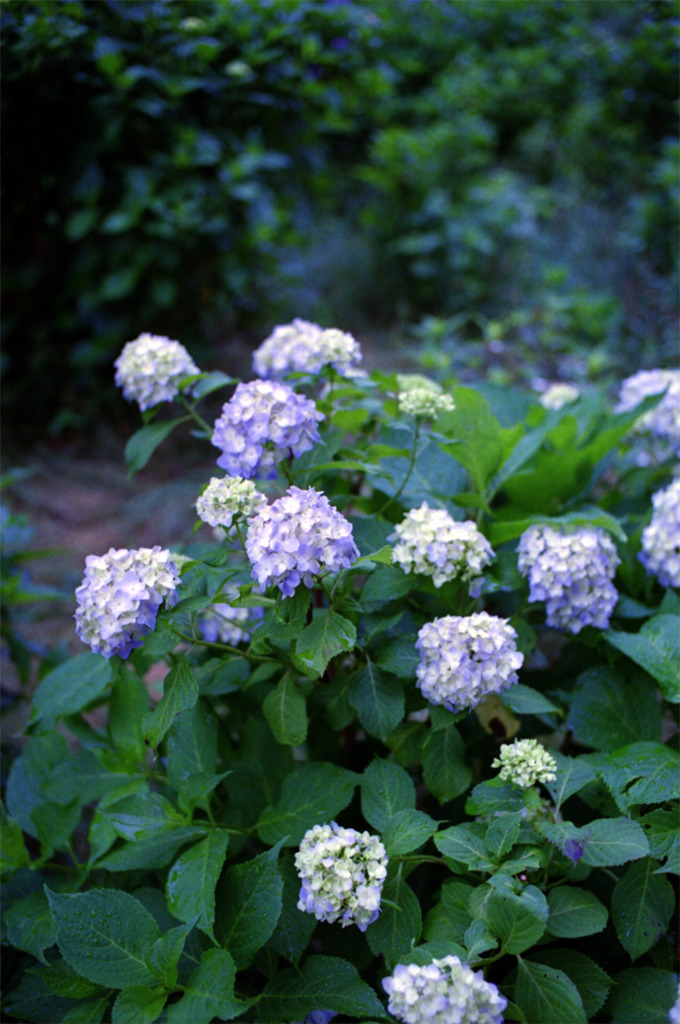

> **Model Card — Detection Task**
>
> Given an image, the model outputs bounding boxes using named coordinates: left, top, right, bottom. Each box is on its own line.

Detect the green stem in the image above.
left=376, top=421, right=420, bottom=516
left=168, top=625, right=275, bottom=663
left=178, top=395, right=213, bottom=435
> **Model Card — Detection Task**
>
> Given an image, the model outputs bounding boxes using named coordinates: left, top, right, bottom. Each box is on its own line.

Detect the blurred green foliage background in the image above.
left=2, top=0, right=678, bottom=439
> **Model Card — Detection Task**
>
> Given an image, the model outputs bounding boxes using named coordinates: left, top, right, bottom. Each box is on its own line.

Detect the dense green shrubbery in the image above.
left=1, top=328, right=678, bottom=1023
left=2, top=0, right=677, bottom=436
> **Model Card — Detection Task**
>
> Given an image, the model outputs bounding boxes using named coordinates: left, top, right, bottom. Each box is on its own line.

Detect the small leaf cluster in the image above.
left=2, top=347, right=678, bottom=1024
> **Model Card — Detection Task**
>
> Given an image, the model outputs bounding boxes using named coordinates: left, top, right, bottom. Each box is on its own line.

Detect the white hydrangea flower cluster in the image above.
left=668, top=983, right=680, bottom=1024
left=491, top=738, right=557, bottom=788
left=416, top=612, right=523, bottom=713
left=195, top=476, right=267, bottom=529
left=390, top=503, right=494, bottom=590
left=197, top=599, right=264, bottom=645
left=539, top=382, right=580, bottom=410
left=75, top=547, right=181, bottom=659
left=517, top=525, right=620, bottom=633
left=246, top=486, right=359, bottom=597
left=615, top=368, right=680, bottom=465
left=639, top=478, right=680, bottom=588
left=295, top=822, right=388, bottom=932
left=382, top=956, right=507, bottom=1024
left=114, top=333, right=200, bottom=411
left=252, top=318, right=362, bottom=378
left=396, top=374, right=455, bottom=418
left=211, top=380, right=324, bottom=479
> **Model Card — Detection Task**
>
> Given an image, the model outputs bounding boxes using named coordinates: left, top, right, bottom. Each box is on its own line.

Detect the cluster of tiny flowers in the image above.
left=390, top=503, right=494, bottom=590
left=415, top=613, right=523, bottom=713
left=517, top=525, right=620, bottom=634
left=252, top=318, right=362, bottom=378
left=114, top=333, right=199, bottom=411
left=245, top=486, right=359, bottom=596
left=211, top=380, right=324, bottom=479
left=491, top=738, right=557, bottom=789
left=396, top=374, right=455, bottom=418
left=295, top=822, right=388, bottom=932
left=615, top=368, right=680, bottom=465
left=197, top=599, right=263, bottom=645
left=195, top=476, right=267, bottom=529
left=639, top=478, right=680, bottom=588
left=538, top=382, right=580, bottom=410
left=75, top=547, right=181, bottom=659
left=668, top=983, right=680, bottom=1024
left=382, top=956, right=507, bottom=1024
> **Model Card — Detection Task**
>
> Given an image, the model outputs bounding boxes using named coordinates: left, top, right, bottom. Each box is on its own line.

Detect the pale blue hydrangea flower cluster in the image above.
left=416, top=612, right=523, bottom=713
left=211, top=380, right=324, bottom=479
left=517, top=525, right=620, bottom=633
left=197, top=598, right=264, bottom=645
left=252, top=318, right=362, bottom=378
left=615, top=368, right=680, bottom=465
left=245, top=486, right=359, bottom=597
left=382, top=956, right=507, bottom=1024
left=668, top=983, right=680, bottom=1024
left=295, top=821, right=388, bottom=932
left=639, top=478, right=680, bottom=588
left=114, top=333, right=200, bottom=411
left=491, top=739, right=557, bottom=789
left=75, top=547, right=181, bottom=659
left=396, top=374, right=456, bottom=419
left=195, top=476, right=267, bottom=529
left=539, top=382, right=580, bottom=410
left=390, top=503, right=494, bottom=591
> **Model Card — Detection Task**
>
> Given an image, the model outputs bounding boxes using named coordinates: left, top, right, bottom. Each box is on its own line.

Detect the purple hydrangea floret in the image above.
left=245, top=486, right=359, bottom=597
left=75, top=547, right=181, bottom=659
left=639, top=477, right=680, bottom=588
left=211, top=380, right=324, bottom=479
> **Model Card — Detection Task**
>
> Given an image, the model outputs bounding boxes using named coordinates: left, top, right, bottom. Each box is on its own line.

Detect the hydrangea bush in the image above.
left=2, top=325, right=679, bottom=1024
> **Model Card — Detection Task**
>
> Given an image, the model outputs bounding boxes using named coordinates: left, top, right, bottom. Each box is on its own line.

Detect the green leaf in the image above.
left=45, top=749, right=136, bottom=806
left=98, top=826, right=206, bottom=872
left=360, top=565, right=413, bottom=607
left=434, top=825, right=495, bottom=871
left=611, top=858, right=675, bottom=960
left=102, top=791, right=185, bottom=840
left=640, top=809, right=680, bottom=861
left=268, top=855, right=317, bottom=964
left=263, top=675, right=308, bottom=746
left=463, top=918, right=498, bottom=958
left=567, top=667, right=662, bottom=751
left=490, top=506, right=627, bottom=546
left=381, top=809, right=438, bottom=856
left=125, top=420, right=184, bottom=475
left=191, top=370, right=235, bottom=399
left=257, top=762, right=357, bottom=847
left=607, top=967, right=678, bottom=1023
left=5, top=733, right=76, bottom=844
left=598, top=742, right=680, bottom=811
left=167, top=831, right=229, bottom=941
left=216, top=841, right=284, bottom=968
left=538, top=817, right=649, bottom=867
left=112, top=986, right=166, bottom=1024
left=545, top=886, right=608, bottom=938
left=422, top=725, right=472, bottom=803
left=29, top=653, right=113, bottom=729
left=5, top=891, right=57, bottom=964
left=361, top=757, right=415, bottom=831
left=62, top=996, right=110, bottom=1023
left=366, top=868, right=422, bottom=969
left=485, top=811, right=522, bottom=859
left=2, top=971, right=84, bottom=1023
left=373, top=635, right=420, bottom=678
left=108, top=671, right=148, bottom=758
left=604, top=615, right=680, bottom=701
left=148, top=920, right=196, bottom=988
left=257, top=955, right=389, bottom=1022
left=530, top=950, right=612, bottom=1019
left=465, top=778, right=524, bottom=817
left=348, top=662, right=404, bottom=741
left=143, top=658, right=199, bottom=747
left=0, top=805, right=30, bottom=876
left=485, top=885, right=548, bottom=954
left=438, top=387, right=523, bottom=495
left=515, top=957, right=587, bottom=1024
left=543, top=752, right=596, bottom=810
left=166, top=701, right=217, bottom=790
left=292, top=610, right=357, bottom=679
left=46, top=888, right=161, bottom=988
left=225, top=719, right=294, bottom=819
left=424, top=881, right=474, bottom=945
left=501, top=683, right=561, bottom=716
left=166, top=949, right=245, bottom=1024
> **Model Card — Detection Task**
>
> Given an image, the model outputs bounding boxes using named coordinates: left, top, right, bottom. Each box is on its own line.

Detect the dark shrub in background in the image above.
left=2, top=0, right=677, bottom=439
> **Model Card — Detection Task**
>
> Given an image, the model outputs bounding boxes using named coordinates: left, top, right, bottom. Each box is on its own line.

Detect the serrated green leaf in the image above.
left=108, top=671, right=148, bottom=758
left=45, top=749, right=137, bottom=806
left=5, top=891, right=57, bottom=964
left=465, top=778, right=524, bottom=817
left=257, top=762, right=357, bottom=847
left=143, top=658, right=199, bottom=747
left=598, top=742, right=680, bottom=811
left=98, top=826, right=206, bottom=872
left=166, top=948, right=245, bottom=1024
left=438, top=387, right=523, bottom=495
left=0, top=805, right=30, bottom=876
left=292, top=609, right=357, bottom=679
left=530, top=950, right=612, bottom=1019
left=215, top=840, right=284, bottom=968
left=112, top=986, right=166, bottom=1024
left=373, top=635, right=420, bottom=678
left=463, top=918, right=498, bottom=958
left=604, top=615, right=680, bottom=700
left=257, top=955, right=390, bottom=1022
left=103, top=791, right=185, bottom=840
left=515, top=957, right=587, bottom=1023
left=2, top=971, right=83, bottom=1023
left=546, top=886, right=608, bottom=937
left=361, top=757, right=416, bottom=831
left=640, top=809, right=680, bottom=861
left=166, top=701, right=217, bottom=790
left=366, top=868, right=422, bottom=969
left=348, top=662, right=404, bottom=740
left=607, top=966, right=678, bottom=1023
left=148, top=920, right=195, bottom=989
left=62, top=996, right=110, bottom=1023
left=166, top=831, right=229, bottom=941
left=191, top=370, right=235, bottom=399
left=422, top=725, right=472, bottom=803
left=485, top=885, right=548, bottom=954
left=46, top=888, right=160, bottom=988
left=125, top=419, right=184, bottom=475
left=501, top=683, right=561, bottom=716
left=423, top=881, right=474, bottom=945
left=263, top=675, right=308, bottom=745
left=538, top=817, right=649, bottom=867
left=6, top=733, right=75, bottom=843
left=381, top=809, right=438, bottom=856
left=611, top=858, right=675, bottom=960
left=490, top=506, right=627, bottom=546
left=567, top=667, right=662, bottom=751
left=543, top=752, right=597, bottom=810
left=268, top=855, right=316, bottom=964
left=434, top=825, right=494, bottom=871
left=29, top=653, right=113, bottom=729
left=485, top=811, right=522, bottom=859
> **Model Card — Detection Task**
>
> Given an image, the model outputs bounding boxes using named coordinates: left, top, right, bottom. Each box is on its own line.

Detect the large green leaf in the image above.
left=257, top=762, right=358, bottom=847
left=268, top=856, right=316, bottom=965
left=46, top=888, right=160, bottom=989
left=438, top=387, right=523, bottom=495
left=263, top=675, right=308, bottom=746
left=257, top=955, right=390, bottom=1022
left=434, top=825, right=495, bottom=872
left=545, top=886, right=608, bottom=938
left=366, top=868, right=422, bottom=969
left=292, top=610, right=357, bottom=679
left=515, top=957, right=587, bottom=1024
left=112, top=987, right=167, bottom=1024
left=422, top=724, right=472, bottom=803
left=598, top=742, right=680, bottom=812
left=348, top=662, right=405, bottom=741
left=611, top=858, right=675, bottom=960
left=607, top=967, right=678, bottom=1023
left=489, top=506, right=627, bottom=547
left=538, top=818, right=649, bottom=867
left=567, top=667, right=661, bottom=751
left=381, top=809, right=438, bottom=856
left=166, top=701, right=217, bottom=790
left=532, top=950, right=612, bottom=1019
left=166, top=949, right=246, bottom=1024
left=485, top=884, right=548, bottom=954
left=98, top=827, right=206, bottom=872
left=166, top=831, right=229, bottom=941
left=29, top=653, right=113, bottom=730
left=360, top=757, right=416, bottom=831
left=143, top=658, right=199, bottom=747
left=4, top=890, right=57, bottom=964
left=423, top=881, right=474, bottom=945
left=604, top=616, right=680, bottom=701
left=125, top=419, right=185, bottom=475
left=215, top=841, right=284, bottom=968
left=543, top=753, right=596, bottom=810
